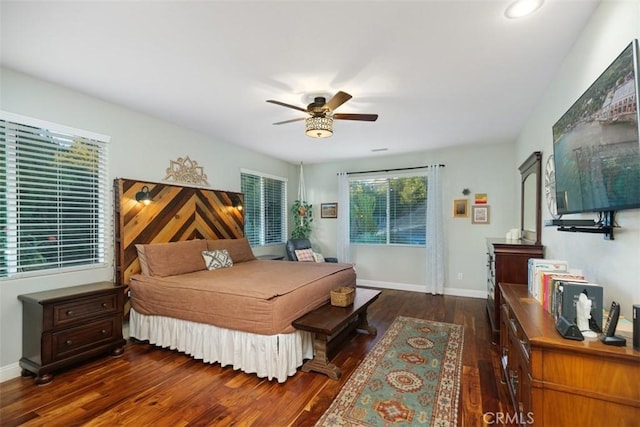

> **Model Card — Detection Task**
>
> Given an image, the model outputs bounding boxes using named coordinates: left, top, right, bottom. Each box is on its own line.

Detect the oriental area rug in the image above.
left=315, top=316, right=464, bottom=427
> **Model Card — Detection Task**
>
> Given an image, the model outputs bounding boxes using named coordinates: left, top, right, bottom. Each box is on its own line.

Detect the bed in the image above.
left=128, top=237, right=356, bottom=382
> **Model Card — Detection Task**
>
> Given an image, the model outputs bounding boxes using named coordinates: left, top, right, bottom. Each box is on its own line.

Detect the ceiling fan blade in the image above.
left=272, top=117, right=307, bottom=125
left=333, top=113, right=378, bottom=122
left=266, top=100, right=308, bottom=113
left=324, top=91, right=352, bottom=111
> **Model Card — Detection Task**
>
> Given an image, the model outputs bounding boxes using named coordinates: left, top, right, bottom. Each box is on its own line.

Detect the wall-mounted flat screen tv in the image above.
left=552, top=39, right=640, bottom=215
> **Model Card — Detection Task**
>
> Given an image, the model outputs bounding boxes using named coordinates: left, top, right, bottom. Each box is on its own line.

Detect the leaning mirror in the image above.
left=519, top=151, right=542, bottom=245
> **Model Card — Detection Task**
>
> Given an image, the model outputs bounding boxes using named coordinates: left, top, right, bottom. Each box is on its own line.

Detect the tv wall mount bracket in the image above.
left=544, top=210, right=616, bottom=240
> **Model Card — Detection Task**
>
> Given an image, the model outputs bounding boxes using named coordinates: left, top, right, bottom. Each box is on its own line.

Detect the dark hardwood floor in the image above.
left=0, top=289, right=514, bottom=426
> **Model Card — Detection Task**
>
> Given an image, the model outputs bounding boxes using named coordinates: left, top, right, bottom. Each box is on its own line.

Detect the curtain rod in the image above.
left=339, top=164, right=445, bottom=176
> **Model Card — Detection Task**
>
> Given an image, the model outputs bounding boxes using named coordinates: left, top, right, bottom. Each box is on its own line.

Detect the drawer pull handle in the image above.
left=101, top=329, right=107, bottom=335
left=101, top=303, right=107, bottom=308
left=66, top=340, right=73, bottom=346
left=66, top=310, right=74, bottom=316
left=509, top=370, right=519, bottom=389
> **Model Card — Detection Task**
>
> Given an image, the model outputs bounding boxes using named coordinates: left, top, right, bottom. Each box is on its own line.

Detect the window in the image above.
left=1, top=112, right=110, bottom=278
left=240, top=170, right=287, bottom=247
left=349, top=174, right=427, bottom=245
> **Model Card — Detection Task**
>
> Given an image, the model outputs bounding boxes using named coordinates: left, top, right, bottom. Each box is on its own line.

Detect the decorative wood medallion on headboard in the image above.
left=113, top=178, right=244, bottom=286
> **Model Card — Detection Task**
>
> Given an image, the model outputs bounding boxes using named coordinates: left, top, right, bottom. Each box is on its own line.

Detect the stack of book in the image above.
left=541, top=272, right=587, bottom=314
left=527, top=259, right=569, bottom=304
left=527, top=258, right=603, bottom=331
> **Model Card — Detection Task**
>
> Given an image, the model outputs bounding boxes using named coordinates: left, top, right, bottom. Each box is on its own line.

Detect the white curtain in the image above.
left=337, top=172, right=351, bottom=263
left=426, top=166, right=445, bottom=294
left=297, top=162, right=306, bottom=201
left=297, top=163, right=306, bottom=229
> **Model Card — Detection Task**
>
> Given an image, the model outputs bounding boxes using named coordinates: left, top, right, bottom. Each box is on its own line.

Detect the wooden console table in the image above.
left=499, top=283, right=639, bottom=426
left=292, top=288, right=380, bottom=379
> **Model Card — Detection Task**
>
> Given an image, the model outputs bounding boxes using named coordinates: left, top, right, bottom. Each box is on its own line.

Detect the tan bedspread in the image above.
left=129, top=260, right=356, bottom=335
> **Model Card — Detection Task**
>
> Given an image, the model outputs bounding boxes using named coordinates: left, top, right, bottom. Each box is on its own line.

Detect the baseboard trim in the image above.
left=0, top=362, right=21, bottom=382
left=357, top=279, right=485, bottom=299
left=444, top=287, right=487, bottom=299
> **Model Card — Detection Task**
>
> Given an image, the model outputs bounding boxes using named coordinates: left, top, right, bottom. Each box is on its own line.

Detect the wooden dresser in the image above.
left=486, top=238, right=543, bottom=342
left=19, top=281, right=126, bottom=384
left=499, top=283, right=639, bottom=426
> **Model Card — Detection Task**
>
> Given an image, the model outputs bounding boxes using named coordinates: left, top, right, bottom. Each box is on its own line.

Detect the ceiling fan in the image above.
left=266, top=91, right=378, bottom=138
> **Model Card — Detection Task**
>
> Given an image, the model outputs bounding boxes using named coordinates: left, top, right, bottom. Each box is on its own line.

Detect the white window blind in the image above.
left=349, top=174, right=427, bottom=245
left=240, top=170, right=287, bottom=246
left=1, top=112, right=110, bottom=278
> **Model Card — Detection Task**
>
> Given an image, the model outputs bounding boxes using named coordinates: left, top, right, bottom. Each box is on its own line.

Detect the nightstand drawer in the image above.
left=51, top=316, right=119, bottom=361
left=53, top=294, right=118, bottom=328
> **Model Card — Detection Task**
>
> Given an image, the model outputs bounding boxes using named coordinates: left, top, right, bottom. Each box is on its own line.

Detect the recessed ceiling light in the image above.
left=504, top=0, right=544, bottom=19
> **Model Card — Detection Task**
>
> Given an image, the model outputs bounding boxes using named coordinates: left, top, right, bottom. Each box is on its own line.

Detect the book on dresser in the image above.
left=527, top=258, right=568, bottom=304
left=555, top=282, right=604, bottom=332
left=542, top=272, right=586, bottom=314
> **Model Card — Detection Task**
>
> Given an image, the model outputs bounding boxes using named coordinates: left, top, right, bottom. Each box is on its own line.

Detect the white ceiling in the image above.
left=1, top=0, right=600, bottom=165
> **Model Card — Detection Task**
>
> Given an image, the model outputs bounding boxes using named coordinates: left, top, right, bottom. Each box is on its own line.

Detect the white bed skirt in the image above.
left=129, top=308, right=314, bottom=383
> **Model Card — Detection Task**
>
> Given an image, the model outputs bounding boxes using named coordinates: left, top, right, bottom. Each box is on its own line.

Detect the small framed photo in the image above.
left=453, top=199, right=469, bottom=218
left=472, top=205, right=490, bottom=224
left=474, top=193, right=488, bottom=204
left=321, top=202, right=338, bottom=218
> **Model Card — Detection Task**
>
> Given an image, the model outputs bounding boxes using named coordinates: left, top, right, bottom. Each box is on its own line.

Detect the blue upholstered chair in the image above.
left=285, top=238, right=338, bottom=263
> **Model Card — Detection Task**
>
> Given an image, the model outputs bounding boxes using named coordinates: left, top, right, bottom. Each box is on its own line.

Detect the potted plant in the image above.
left=290, top=200, right=313, bottom=239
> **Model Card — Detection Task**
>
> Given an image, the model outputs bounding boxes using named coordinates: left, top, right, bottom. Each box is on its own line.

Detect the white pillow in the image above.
left=313, top=251, right=325, bottom=263
left=202, top=249, right=233, bottom=270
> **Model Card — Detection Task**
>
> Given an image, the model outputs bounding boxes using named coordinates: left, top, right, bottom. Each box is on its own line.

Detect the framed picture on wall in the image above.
left=321, top=202, right=338, bottom=218
left=453, top=199, right=469, bottom=218
left=474, top=193, right=488, bottom=204
left=472, top=205, right=490, bottom=224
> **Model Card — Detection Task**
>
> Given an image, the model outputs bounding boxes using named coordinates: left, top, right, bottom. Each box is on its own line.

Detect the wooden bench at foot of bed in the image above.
left=292, top=288, right=380, bottom=380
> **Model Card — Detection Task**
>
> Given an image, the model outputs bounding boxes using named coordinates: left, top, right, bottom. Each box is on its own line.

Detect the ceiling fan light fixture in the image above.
left=305, top=116, right=333, bottom=138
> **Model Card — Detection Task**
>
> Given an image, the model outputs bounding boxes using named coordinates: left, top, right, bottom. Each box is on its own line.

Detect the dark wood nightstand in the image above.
left=19, top=281, right=126, bottom=385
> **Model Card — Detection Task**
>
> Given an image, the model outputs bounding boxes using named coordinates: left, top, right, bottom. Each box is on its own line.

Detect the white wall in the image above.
left=300, top=141, right=516, bottom=296
left=515, top=0, right=640, bottom=319
left=0, top=68, right=297, bottom=378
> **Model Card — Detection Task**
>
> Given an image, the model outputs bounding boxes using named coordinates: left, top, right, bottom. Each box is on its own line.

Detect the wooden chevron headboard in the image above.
left=113, top=178, right=244, bottom=286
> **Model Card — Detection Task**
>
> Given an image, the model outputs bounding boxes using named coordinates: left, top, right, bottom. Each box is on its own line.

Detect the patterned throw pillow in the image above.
left=313, top=251, right=325, bottom=263
left=294, top=248, right=315, bottom=262
left=202, top=249, right=234, bottom=270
